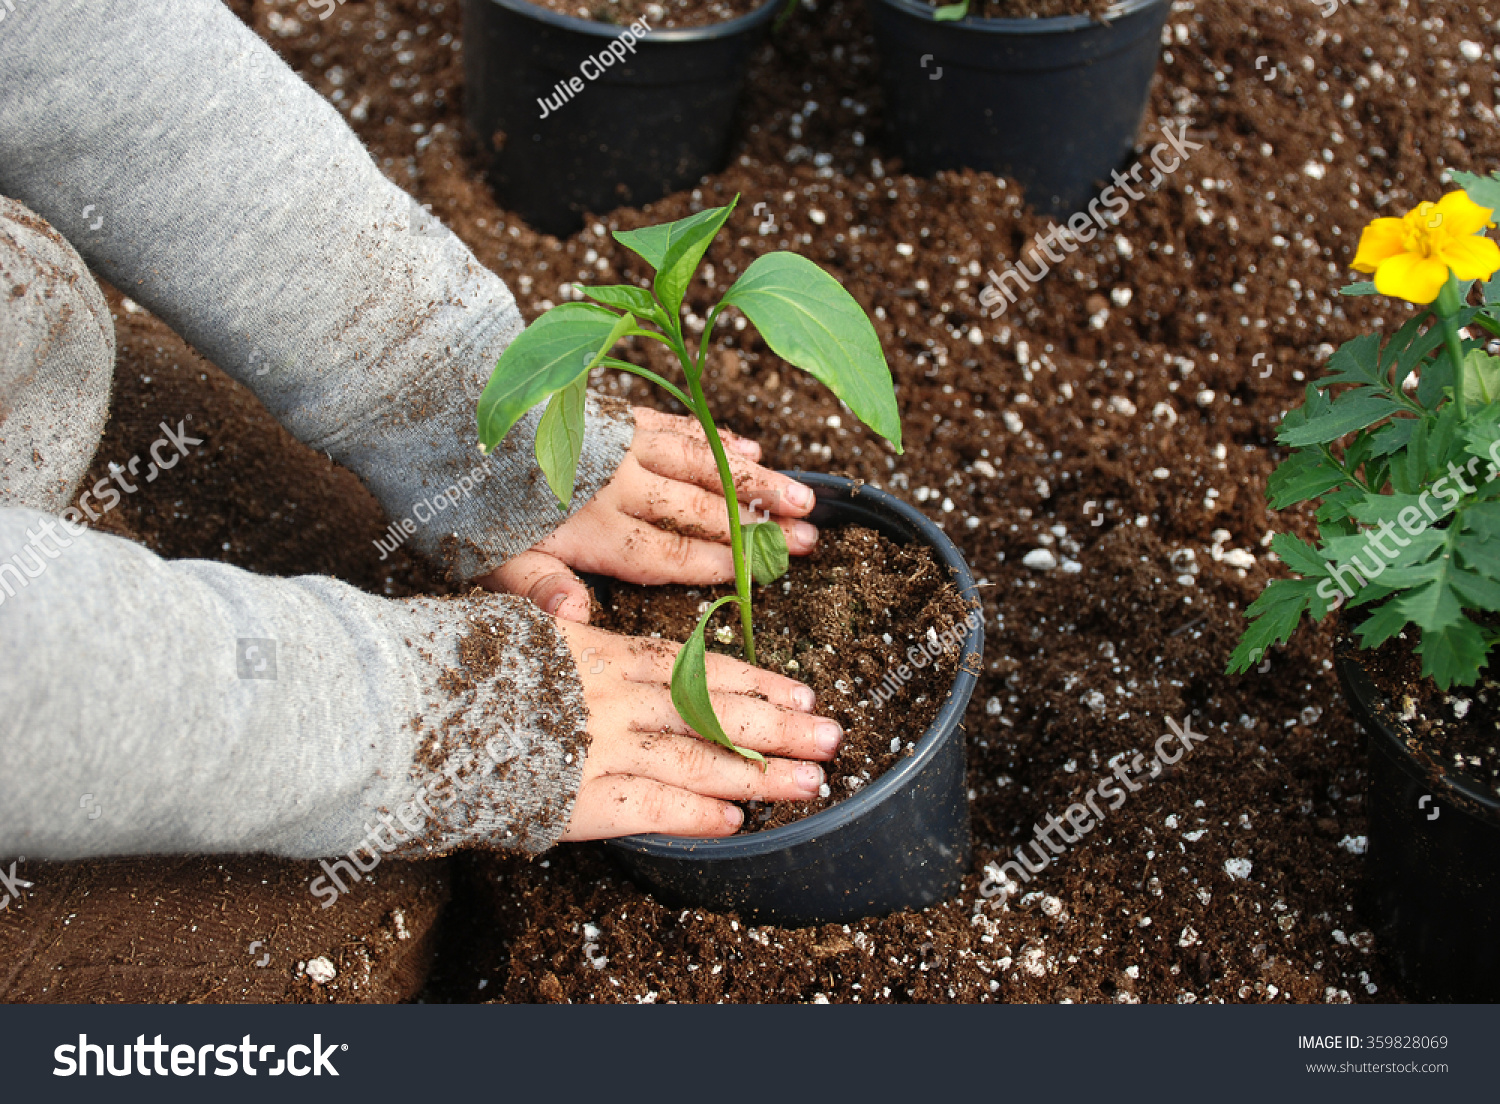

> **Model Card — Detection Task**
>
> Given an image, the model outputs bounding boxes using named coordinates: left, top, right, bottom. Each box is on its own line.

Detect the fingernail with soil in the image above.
left=785, top=482, right=816, bottom=510
left=791, top=685, right=817, bottom=711
left=814, top=721, right=843, bottom=755
left=794, top=762, right=824, bottom=794
left=723, top=804, right=745, bottom=830
left=730, top=437, right=760, bottom=457
left=793, top=521, right=818, bottom=548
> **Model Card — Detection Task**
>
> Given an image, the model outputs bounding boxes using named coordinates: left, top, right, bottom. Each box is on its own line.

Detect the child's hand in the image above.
left=478, top=408, right=819, bottom=621
left=555, top=621, right=843, bottom=840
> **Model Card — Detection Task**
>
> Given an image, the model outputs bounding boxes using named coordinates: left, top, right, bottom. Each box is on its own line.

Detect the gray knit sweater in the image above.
left=0, top=0, right=632, bottom=862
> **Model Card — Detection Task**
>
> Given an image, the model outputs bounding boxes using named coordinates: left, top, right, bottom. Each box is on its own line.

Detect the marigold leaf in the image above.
left=1415, top=617, right=1490, bottom=691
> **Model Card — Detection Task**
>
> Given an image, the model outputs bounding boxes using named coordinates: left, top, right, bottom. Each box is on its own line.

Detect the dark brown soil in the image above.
left=1361, top=633, right=1500, bottom=798
left=594, top=524, right=973, bottom=829
left=75, top=0, right=1495, bottom=1003
left=524, top=0, right=768, bottom=29
left=0, top=856, right=448, bottom=1003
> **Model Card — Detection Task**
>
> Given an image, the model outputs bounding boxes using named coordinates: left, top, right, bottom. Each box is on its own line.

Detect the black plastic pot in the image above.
left=866, top=0, right=1172, bottom=216
left=1336, top=646, right=1500, bottom=1002
left=605, top=472, right=982, bottom=926
left=461, top=0, right=777, bottom=237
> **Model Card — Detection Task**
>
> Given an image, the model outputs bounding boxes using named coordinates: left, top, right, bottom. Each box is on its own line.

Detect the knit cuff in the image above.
left=382, top=592, right=590, bottom=858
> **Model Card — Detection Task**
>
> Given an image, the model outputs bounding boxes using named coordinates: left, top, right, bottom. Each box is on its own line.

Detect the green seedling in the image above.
left=476, top=195, right=902, bottom=761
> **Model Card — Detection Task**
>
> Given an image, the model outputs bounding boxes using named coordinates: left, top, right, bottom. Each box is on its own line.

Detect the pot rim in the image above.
left=470, top=0, right=781, bottom=41
left=871, top=0, right=1168, bottom=33
left=609, top=471, right=983, bottom=859
left=1335, top=641, right=1500, bottom=816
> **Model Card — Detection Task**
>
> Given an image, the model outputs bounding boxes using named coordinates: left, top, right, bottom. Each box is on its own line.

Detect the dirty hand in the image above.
left=477, top=407, right=819, bottom=622
left=555, top=621, right=844, bottom=840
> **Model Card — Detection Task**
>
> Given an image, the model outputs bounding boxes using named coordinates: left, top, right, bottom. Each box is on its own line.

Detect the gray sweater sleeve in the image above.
left=0, top=505, right=590, bottom=861
left=0, top=0, right=632, bottom=581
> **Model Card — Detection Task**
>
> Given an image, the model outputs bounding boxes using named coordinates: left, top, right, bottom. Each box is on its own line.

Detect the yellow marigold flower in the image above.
left=1351, top=190, right=1500, bottom=304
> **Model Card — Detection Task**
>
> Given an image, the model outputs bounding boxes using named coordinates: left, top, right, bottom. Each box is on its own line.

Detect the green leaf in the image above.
left=1396, top=318, right=1448, bottom=395
left=1348, top=491, right=1436, bottom=529
left=1277, top=390, right=1401, bottom=447
left=1369, top=416, right=1417, bottom=458
left=745, top=522, right=789, bottom=585
left=530, top=310, right=639, bottom=505
left=1450, top=566, right=1500, bottom=611
left=1397, top=577, right=1464, bottom=633
left=1314, top=484, right=1368, bottom=536
left=1463, top=500, right=1500, bottom=543
left=1266, top=448, right=1351, bottom=509
left=1416, top=342, right=1456, bottom=409
left=578, top=284, right=669, bottom=329
left=613, top=200, right=738, bottom=319
left=1462, top=349, right=1500, bottom=406
left=722, top=252, right=903, bottom=450
left=670, top=596, right=765, bottom=766
left=1227, top=578, right=1319, bottom=674
left=1322, top=333, right=1385, bottom=389
left=1339, top=281, right=1378, bottom=297
left=1269, top=532, right=1328, bottom=578
left=1415, top=616, right=1490, bottom=690
left=932, top=0, right=969, bottom=17
left=476, top=303, right=625, bottom=451
left=1453, top=169, right=1500, bottom=213
left=535, top=374, right=588, bottom=508
left=1462, top=404, right=1500, bottom=473
left=1356, top=598, right=1412, bottom=650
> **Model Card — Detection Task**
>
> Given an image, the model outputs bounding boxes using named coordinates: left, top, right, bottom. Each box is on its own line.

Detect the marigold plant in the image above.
left=1230, top=173, right=1500, bottom=689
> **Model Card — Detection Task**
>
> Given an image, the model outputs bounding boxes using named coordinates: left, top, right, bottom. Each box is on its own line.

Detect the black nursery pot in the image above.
left=461, top=0, right=777, bottom=238
left=866, top=0, right=1172, bottom=216
left=1336, top=646, right=1500, bottom=1002
left=605, top=473, right=982, bottom=926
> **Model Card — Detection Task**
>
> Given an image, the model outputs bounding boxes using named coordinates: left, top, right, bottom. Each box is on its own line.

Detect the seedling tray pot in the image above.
left=605, top=473, right=981, bottom=926
left=866, top=0, right=1172, bottom=216
left=461, top=0, right=777, bottom=237
left=1336, top=645, right=1500, bottom=1002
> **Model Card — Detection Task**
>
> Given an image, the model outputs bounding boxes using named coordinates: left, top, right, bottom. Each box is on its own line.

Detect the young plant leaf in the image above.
left=1266, top=448, right=1352, bottom=509
left=1339, top=281, right=1379, bottom=296
left=1227, top=577, right=1320, bottom=674
left=578, top=284, right=670, bottom=330
left=1453, top=169, right=1500, bottom=213
left=1462, top=349, right=1500, bottom=406
left=535, top=374, right=588, bottom=508
left=670, top=595, right=766, bottom=766
left=613, top=200, right=738, bottom=319
left=722, top=252, right=903, bottom=450
left=745, top=521, right=790, bottom=585
left=477, top=303, right=626, bottom=451
left=933, top=0, right=969, bottom=18
left=1269, top=532, right=1329, bottom=579
left=1415, top=616, right=1489, bottom=690
left=530, top=310, right=639, bottom=505
left=1356, top=598, right=1411, bottom=650
left=1276, top=390, right=1401, bottom=447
